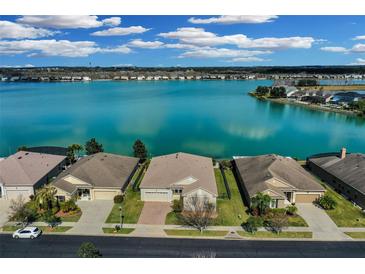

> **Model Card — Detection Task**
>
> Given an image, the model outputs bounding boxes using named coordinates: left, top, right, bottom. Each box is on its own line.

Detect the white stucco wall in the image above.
left=141, top=188, right=173, bottom=202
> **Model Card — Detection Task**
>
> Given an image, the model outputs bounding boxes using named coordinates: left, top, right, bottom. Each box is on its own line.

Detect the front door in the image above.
left=78, top=189, right=91, bottom=200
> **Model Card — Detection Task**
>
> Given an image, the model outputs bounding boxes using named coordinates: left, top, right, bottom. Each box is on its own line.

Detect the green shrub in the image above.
left=265, top=211, right=289, bottom=234
left=43, top=210, right=61, bottom=227
left=60, top=199, right=78, bottom=213
left=285, top=205, right=298, bottom=216
left=172, top=199, right=183, bottom=213
left=269, top=208, right=287, bottom=214
left=220, top=160, right=232, bottom=169
left=243, top=216, right=263, bottom=234
left=316, top=194, right=337, bottom=210
left=77, top=242, right=102, bottom=258
left=113, top=195, right=124, bottom=204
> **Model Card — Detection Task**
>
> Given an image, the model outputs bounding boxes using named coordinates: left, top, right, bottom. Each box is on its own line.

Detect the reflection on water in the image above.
left=0, top=80, right=364, bottom=158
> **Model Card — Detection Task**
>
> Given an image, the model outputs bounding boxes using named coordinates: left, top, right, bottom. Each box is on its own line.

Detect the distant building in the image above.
left=233, top=154, right=325, bottom=208
left=307, top=148, right=365, bottom=209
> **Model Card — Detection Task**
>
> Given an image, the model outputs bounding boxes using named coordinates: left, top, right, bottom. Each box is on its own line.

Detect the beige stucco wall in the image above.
left=141, top=188, right=173, bottom=202
left=4, top=186, right=34, bottom=201
left=92, top=188, right=121, bottom=200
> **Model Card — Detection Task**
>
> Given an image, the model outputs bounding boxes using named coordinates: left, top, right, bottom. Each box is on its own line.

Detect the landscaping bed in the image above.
left=57, top=210, right=82, bottom=222
left=102, top=227, right=135, bottom=234
left=164, top=229, right=228, bottom=237
left=237, top=231, right=312, bottom=239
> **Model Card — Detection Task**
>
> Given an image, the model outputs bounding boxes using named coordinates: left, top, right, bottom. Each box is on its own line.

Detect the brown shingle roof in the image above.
left=52, top=153, right=139, bottom=193
left=0, top=151, right=66, bottom=187
left=234, top=154, right=324, bottom=198
left=140, top=152, right=217, bottom=196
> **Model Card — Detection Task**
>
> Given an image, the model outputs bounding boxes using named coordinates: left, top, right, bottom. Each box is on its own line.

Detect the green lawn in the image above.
left=238, top=231, right=312, bottom=238
left=59, top=211, right=82, bottom=222
left=102, top=227, right=135, bottom=234
left=165, top=211, right=181, bottom=225
left=215, top=169, right=228, bottom=198
left=288, top=215, right=308, bottom=227
left=1, top=225, right=71, bottom=233
left=212, top=169, right=249, bottom=226
left=319, top=183, right=365, bottom=227
left=344, top=232, right=365, bottom=239
left=164, top=229, right=228, bottom=237
left=106, top=175, right=145, bottom=224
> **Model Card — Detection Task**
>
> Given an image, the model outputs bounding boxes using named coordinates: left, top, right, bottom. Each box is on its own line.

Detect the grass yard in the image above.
left=1, top=225, right=71, bottom=233
left=164, top=229, right=228, bottom=237
left=59, top=211, right=82, bottom=222
left=238, top=231, right=312, bottom=238
left=320, top=183, right=365, bottom=227
left=344, top=232, right=365, bottom=239
left=165, top=211, right=182, bottom=225
left=1, top=225, right=20, bottom=232
left=106, top=166, right=145, bottom=224
left=102, top=227, right=135, bottom=234
left=288, top=215, right=308, bottom=227
left=212, top=168, right=249, bottom=226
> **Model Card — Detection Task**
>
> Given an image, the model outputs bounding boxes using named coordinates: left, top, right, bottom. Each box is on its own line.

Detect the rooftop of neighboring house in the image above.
left=308, top=152, right=365, bottom=195
left=234, top=154, right=325, bottom=199
left=52, top=152, right=139, bottom=194
left=140, top=152, right=218, bottom=197
left=0, top=151, right=66, bottom=187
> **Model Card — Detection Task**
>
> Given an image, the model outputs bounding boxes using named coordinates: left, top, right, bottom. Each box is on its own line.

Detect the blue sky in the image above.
left=0, top=15, right=365, bottom=67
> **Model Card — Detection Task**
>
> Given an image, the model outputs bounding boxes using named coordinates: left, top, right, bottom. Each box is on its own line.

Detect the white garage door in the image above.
left=144, top=191, right=170, bottom=202
left=93, top=190, right=118, bottom=200
left=6, top=190, right=32, bottom=201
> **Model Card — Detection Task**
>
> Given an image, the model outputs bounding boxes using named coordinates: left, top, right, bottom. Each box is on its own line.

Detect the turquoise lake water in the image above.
left=0, top=80, right=364, bottom=158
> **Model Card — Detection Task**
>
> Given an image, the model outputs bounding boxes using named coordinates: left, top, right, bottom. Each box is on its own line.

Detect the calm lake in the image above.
left=0, top=80, right=364, bottom=158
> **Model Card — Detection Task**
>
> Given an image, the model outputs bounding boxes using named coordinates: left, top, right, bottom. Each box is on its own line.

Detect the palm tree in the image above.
left=35, top=185, right=57, bottom=211
left=251, top=192, right=272, bottom=216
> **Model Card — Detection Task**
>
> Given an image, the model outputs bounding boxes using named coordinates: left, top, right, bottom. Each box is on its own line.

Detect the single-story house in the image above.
left=52, top=152, right=139, bottom=201
left=307, top=148, right=365, bottom=209
left=139, top=152, right=218, bottom=209
left=233, top=154, right=325, bottom=208
left=0, top=151, right=66, bottom=201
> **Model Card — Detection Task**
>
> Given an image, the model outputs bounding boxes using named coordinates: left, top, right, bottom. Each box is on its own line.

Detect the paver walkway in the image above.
left=67, top=200, right=113, bottom=235
left=131, top=202, right=171, bottom=237
left=297, top=204, right=352, bottom=241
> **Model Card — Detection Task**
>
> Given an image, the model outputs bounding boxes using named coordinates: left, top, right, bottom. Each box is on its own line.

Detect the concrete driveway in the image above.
left=297, top=204, right=351, bottom=241
left=67, top=200, right=113, bottom=235
left=0, top=199, right=11, bottom=227
left=137, top=202, right=171, bottom=225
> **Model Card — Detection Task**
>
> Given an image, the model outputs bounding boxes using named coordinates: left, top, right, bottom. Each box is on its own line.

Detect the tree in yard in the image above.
left=35, top=185, right=57, bottom=211
left=255, top=86, right=270, bottom=97
left=133, top=139, right=147, bottom=159
left=250, top=192, right=272, bottom=216
left=8, top=196, right=37, bottom=225
left=77, top=242, right=102, bottom=258
left=67, top=143, right=83, bottom=163
left=43, top=210, right=61, bottom=228
left=17, top=145, right=28, bottom=152
left=178, top=195, right=215, bottom=233
left=266, top=211, right=289, bottom=234
left=243, top=216, right=263, bottom=234
left=85, top=138, right=104, bottom=155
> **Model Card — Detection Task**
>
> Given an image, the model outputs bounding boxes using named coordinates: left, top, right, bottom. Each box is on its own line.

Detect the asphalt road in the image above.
left=1, top=234, right=365, bottom=258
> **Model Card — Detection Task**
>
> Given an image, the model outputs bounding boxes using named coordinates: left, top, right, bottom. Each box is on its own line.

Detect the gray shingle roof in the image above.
left=52, top=153, right=139, bottom=193
left=234, top=154, right=325, bottom=198
left=309, top=153, right=365, bottom=194
left=0, top=151, right=66, bottom=187
left=140, top=152, right=218, bottom=196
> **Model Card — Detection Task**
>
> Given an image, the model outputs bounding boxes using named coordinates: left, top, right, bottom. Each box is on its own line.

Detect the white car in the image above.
left=12, top=227, right=42, bottom=239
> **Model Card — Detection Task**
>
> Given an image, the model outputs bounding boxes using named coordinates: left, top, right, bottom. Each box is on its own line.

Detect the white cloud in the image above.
left=0, top=20, right=55, bottom=39
left=350, top=43, right=365, bottom=53
left=179, top=47, right=270, bottom=59
left=0, top=39, right=131, bottom=57
left=159, top=27, right=314, bottom=50
left=229, top=57, right=268, bottom=62
left=349, top=58, right=365, bottom=65
left=128, top=39, right=164, bottom=49
left=101, top=17, right=121, bottom=27
left=353, top=35, right=365, bottom=40
left=16, top=15, right=121, bottom=29
left=0, top=64, right=34, bottom=68
left=188, top=15, right=278, bottom=24
left=91, top=26, right=150, bottom=36
left=320, top=46, right=348, bottom=53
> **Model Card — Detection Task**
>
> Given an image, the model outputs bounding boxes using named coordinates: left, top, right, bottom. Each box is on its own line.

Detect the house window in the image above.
left=270, top=199, right=278, bottom=208
left=57, top=196, right=65, bottom=202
